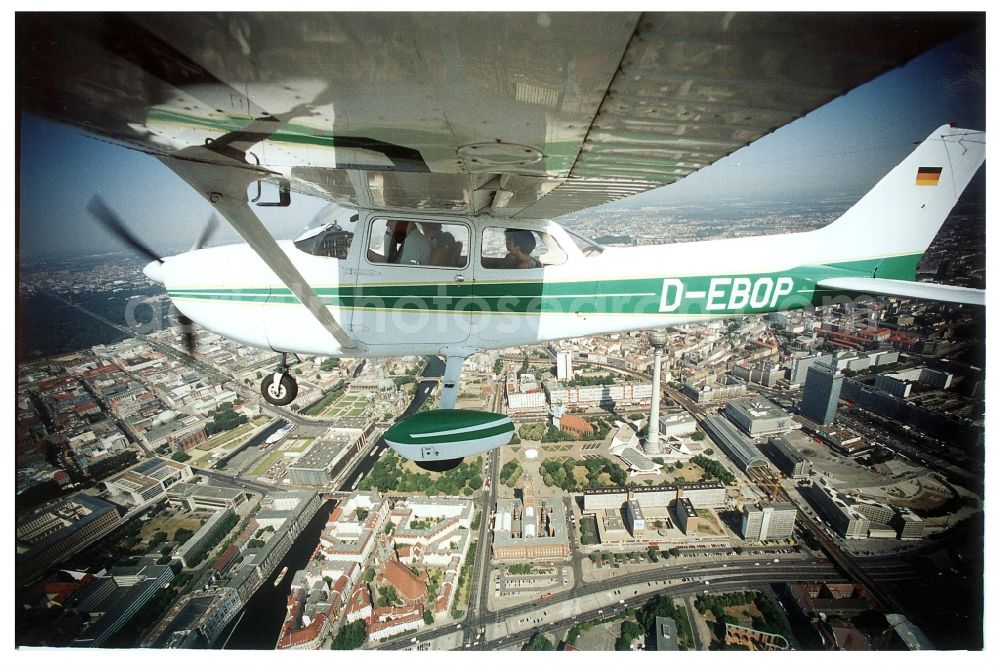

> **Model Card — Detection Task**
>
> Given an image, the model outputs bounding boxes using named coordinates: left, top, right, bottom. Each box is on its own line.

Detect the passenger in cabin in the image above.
left=386, top=219, right=431, bottom=266
left=502, top=229, right=540, bottom=269
left=421, top=222, right=457, bottom=266
left=383, top=220, right=405, bottom=263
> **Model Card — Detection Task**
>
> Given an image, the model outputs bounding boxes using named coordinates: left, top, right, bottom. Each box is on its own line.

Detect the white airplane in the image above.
left=18, top=13, right=984, bottom=471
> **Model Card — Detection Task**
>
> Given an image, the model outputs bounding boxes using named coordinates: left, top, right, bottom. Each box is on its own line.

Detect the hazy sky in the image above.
left=17, top=24, right=985, bottom=261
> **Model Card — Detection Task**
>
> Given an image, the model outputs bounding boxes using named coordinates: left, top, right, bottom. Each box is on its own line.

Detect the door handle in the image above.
left=454, top=274, right=466, bottom=283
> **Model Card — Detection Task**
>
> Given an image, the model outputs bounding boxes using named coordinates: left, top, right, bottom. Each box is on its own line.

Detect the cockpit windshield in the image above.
left=562, top=227, right=605, bottom=257
left=293, top=204, right=359, bottom=259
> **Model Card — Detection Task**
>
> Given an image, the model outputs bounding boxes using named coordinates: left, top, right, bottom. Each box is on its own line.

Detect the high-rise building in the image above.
left=673, top=497, right=699, bottom=535
left=892, top=508, right=925, bottom=540
left=741, top=502, right=797, bottom=541
left=788, top=353, right=833, bottom=385
left=624, top=499, right=646, bottom=536
left=556, top=351, right=573, bottom=381
left=801, top=361, right=842, bottom=426
left=811, top=478, right=871, bottom=539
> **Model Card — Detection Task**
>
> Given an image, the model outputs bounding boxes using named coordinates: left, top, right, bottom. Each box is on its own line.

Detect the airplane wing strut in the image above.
left=816, top=277, right=984, bottom=306
left=159, top=124, right=359, bottom=352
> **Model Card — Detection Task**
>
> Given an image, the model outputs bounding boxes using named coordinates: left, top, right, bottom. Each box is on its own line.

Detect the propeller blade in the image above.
left=174, top=308, right=196, bottom=355
left=191, top=214, right=219, bottom=251
left=86, top=195, right=163, bottom=264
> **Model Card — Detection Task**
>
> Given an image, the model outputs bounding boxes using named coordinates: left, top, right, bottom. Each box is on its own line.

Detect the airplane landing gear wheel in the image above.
left=261, top=373, right=297, bottom=406
left=415, top=457, right=464, bottom=473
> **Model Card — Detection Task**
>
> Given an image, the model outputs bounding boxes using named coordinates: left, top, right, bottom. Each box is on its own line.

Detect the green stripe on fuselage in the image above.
left=827, top=253, right=923, bottom=281
left=167, top=254, right=922, bottom=317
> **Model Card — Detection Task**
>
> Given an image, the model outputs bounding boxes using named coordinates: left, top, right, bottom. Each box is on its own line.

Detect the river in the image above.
left=220, top=355, right=444, bottom=649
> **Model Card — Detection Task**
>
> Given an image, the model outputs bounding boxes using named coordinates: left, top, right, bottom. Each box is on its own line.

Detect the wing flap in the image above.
left=817, top=277, right=984, bottom=306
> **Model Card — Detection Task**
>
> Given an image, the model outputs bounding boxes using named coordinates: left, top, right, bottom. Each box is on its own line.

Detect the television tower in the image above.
left=643, top=331, right=668, bottom=455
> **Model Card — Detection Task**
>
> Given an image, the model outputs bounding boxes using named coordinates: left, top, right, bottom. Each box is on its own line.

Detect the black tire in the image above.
left=415, top=457, right=464, bottom=473
left=261, top=373, right=298, bottom=406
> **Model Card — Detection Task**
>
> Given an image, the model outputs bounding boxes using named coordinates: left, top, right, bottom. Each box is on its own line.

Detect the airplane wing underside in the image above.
left=17, top=12, right=979, bottom=219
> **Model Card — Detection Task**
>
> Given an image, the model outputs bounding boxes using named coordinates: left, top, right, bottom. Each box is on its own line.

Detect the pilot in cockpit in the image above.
left=386, top=220, right=431, bottom=266
left=501, top=229, right=540, bottom=269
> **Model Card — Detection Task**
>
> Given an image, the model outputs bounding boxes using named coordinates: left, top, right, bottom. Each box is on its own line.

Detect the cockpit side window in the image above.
left=480, top=227, right=567, bottom=269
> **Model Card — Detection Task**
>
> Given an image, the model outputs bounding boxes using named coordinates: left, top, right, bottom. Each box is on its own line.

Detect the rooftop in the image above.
left=702, top=414, right=768, bottom=470
left=726, top=397, right=790, bottom=422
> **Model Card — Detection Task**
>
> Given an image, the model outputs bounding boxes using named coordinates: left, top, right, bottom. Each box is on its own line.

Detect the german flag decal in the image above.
left=916, top=166, right=943, bottom=186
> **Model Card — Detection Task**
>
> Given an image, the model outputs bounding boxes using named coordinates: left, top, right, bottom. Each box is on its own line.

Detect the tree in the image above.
left=378, top=585, right=400, bottom=606
left=522, top=632, right=554, bottom=651
left=615, top=620, right=645, bottom=650
left=423, top=609, right=434, bottom=625
left=330, top=620, right=366, bottom=650
left=363, top=567, right=375, bottom=583
left=637, top=594, right=679, bottom=631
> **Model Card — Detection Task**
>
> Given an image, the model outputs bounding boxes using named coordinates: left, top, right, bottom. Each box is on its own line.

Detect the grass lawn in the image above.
left=400, top=458, right=432, bottom=475
left=196, top=423, right=254, bottom=451
left=662, top=463, right=707, bottom=483
left=141, top=515, right=204, bottom=541
left=317, top=393, right=365, bottom=417
left=723, top=602, right=762, bottom=626
left=306, top=389, right=351, bottom=416
left=285, top=437, right=315, bottom=453
left=696, top=509, right=724, bottom=535
left=251, top=450, right=285, bottom=476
